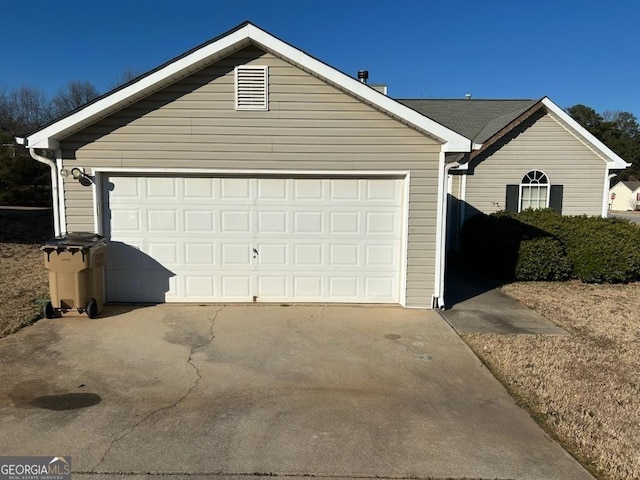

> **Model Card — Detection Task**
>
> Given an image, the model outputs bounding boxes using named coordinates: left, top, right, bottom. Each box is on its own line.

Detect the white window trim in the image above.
left=518, top=170, right=550, bottom=212
left=235, top=65, right=268, bottom=111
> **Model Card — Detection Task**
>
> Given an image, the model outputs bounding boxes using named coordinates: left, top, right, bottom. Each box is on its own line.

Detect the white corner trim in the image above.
left=399, top=173, right=411, bottom=307
left=541, top=97, right=630, bottom=169
left=24, top=23, right=472, bottom=153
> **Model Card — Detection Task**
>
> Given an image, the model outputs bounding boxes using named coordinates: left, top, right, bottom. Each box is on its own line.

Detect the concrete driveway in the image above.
left=0, top=305, right=592, bottom=479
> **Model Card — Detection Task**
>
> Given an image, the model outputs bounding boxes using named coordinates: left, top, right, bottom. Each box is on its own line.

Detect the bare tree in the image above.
left=111, top=68, right=142, bottom=89
left=51, top=80, right=100, bottom=118
left=6, top=85, right=52, bottom=133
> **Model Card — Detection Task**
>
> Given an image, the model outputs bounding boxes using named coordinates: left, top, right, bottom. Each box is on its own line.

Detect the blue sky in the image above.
left=2, top=0, right=639, bottom=118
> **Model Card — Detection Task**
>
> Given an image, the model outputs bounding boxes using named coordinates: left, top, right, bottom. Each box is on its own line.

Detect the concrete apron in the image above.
left=0, top=305, right=592, bottom=480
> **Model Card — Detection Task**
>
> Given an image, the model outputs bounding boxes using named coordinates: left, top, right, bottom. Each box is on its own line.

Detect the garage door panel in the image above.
left=365, top=277, right=396, bottom=298
left=293, top=179, right=323, bottom=200
left=294, top=244, right=323, bottom=266
left=105, top=175, right=404, bottom=303
left=148, top=242, right=178, bottom=265
left=146, top=177, right=177, bottom=198
left=147, top=210, right=177, bottom=232
left=330, top=211, right=360, bottom=234
left=330, top=179, right=359, bottom=200
left=184, top=210, right=215, bottom=232
left=258, top=178, right=287, bottom=199
left=221, top=210, right=252, bottom=233
left=221, top=276, right=252, bottom=298
left=185, top=243, right=215, bottom=265
left=293, top=211, right=323, bottom=233
left=330, top=244, right=359, bottom=266
left=257, top=210, right=288, bottom=233
left=221, top=178, right=251, bottom=199
left=221, top=243, right=253, bottom=266
left=367, top=179, right=400, bottom=201
left=257, top=244, right=288, bottom=266
left=257, top=276, right=288, bottom=298
left=184, top=177, right=215, bottom=198
left=108, top=176, right=140, bottom=199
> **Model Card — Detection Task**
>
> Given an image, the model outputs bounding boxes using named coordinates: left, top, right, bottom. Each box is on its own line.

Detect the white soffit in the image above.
left=21, top=22, right=471, bottom=153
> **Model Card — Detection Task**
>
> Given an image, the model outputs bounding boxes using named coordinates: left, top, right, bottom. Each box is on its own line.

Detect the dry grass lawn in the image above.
left=0, top=208, right=53, bottom=337
left=464, top=281, right=640, bottom=480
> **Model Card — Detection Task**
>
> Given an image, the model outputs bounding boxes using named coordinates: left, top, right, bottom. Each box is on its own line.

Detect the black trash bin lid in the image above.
left=43, top=232, right=106, bottom=248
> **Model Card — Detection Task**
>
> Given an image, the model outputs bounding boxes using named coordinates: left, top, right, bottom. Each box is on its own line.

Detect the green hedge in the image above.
left=515, top=237, right=572, bottom=281
left=460, top=209, right=640, bottom=283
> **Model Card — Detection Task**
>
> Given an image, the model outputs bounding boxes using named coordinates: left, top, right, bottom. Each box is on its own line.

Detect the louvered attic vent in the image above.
left=235, top=66, right=268, bottom=110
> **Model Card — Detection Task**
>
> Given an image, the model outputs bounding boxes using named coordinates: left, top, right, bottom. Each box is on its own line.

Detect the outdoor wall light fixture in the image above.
left=60, top=167, right=93, bottom=187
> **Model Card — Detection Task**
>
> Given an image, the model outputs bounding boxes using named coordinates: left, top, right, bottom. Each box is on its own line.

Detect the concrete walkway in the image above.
left=441, top=272, right=568, bottom=335
left=0, top=305, right=590, bottom=479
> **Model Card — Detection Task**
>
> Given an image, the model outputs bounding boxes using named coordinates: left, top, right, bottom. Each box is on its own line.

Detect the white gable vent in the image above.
left=235, top=65, right=268, bottom=110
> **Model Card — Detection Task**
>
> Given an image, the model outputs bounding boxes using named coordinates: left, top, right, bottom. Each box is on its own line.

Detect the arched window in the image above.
left=520, top=170, right=549, bottom=211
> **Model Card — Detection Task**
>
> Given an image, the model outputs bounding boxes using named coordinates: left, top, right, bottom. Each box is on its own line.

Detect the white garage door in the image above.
left=103, top=175, right=405, bottom=303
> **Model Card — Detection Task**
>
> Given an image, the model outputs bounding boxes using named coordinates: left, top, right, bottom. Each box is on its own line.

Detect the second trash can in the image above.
left=42, top=232, right=106, bottom=319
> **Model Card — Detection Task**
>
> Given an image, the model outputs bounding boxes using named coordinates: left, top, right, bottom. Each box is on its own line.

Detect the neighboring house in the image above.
left=398, top=98, right=630, bottom=250
left=609, top=180, right=640, bottom=211
left=16, top=22, right=629, bottom=309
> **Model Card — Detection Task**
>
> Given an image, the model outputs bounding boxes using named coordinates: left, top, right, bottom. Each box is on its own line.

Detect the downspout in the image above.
left=29, top=148, right=61, bottom=236
left=432, top=153, right=463, bottom=309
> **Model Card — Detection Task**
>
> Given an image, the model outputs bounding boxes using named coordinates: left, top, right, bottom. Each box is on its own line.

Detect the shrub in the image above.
left=515, top=237, right=572, bottom=281
left=562, top=216, right=640, bottom=283
left=460, top=209, right=640, bottom=283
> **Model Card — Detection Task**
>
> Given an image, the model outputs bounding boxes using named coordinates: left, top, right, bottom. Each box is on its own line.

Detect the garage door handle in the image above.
left=252, top=248, right=259, bottom=258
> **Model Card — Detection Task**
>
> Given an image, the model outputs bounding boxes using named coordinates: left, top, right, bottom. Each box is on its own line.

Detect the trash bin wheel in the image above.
left=43, top=302, right=55, bottom=319
left=86, top=298, right=98, bottom=319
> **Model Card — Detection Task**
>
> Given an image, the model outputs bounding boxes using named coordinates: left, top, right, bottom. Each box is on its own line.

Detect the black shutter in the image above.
left=505, top=184, right=519, bottom=212
left=549, top=185, right=563, bottom=214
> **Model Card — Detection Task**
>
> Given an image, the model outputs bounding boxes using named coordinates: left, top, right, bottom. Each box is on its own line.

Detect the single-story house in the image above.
left=397, top=98, right=631, bottom=250
left=609, top=180, right=640, bottom=211
left=16, top=22, right=629, bottom=308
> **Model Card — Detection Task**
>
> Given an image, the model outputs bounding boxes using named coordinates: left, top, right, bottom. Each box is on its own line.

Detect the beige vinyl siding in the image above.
left=59, top=45, right=442, bottom=307
left=464, top=112, right=607, bottom=220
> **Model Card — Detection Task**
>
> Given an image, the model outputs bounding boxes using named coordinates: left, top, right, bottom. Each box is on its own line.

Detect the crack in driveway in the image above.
left=92, top=306, right=224, bottom=471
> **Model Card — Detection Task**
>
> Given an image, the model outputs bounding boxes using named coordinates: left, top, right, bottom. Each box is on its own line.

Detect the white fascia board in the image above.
left=24, top=28, right=253, bottom=149
left=542, top=97, right=631, bottom=169
left=26, top=23, right=471, bottom=152
left=246, top=25, right=471, bottom=151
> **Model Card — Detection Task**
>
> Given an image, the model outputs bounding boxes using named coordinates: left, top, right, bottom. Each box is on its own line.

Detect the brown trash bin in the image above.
left=42, top=232, right=106, bottom=319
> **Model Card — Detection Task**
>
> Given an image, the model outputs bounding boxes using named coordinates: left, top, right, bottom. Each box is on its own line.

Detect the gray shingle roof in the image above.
left=396, top=99, right=539, bottom=143
left=621, top=180, right=640, bottom=191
